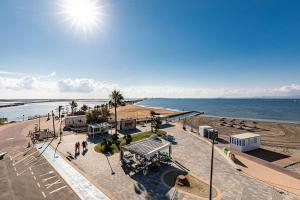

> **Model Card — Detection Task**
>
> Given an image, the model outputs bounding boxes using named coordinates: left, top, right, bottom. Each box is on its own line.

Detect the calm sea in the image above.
left=0, top=100, right=107, bottom=122
left=136, top=98, right=300, bottom=124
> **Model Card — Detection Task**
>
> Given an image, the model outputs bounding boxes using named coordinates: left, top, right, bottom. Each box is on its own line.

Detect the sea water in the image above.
left=0, top=100, right=107, bottom=121
left=136, top=98, right=300, bottom=124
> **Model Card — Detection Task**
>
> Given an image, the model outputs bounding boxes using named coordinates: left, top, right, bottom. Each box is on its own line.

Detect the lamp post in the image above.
left=59, top=119, right=63, bottom=143
left=52, top=110, right=56, bottom=138
left=209, top=130, right=218, bottom=200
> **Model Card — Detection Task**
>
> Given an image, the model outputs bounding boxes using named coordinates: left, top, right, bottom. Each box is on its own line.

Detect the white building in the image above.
left=88, top=122, right=111, bottom=137
left=229, top=132, right=261, bottom=152
left=199, top=125, right=217, bottom=139
left=65, top=115, right=87, bottom=127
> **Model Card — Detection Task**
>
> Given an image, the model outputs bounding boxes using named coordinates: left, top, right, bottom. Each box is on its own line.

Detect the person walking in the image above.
left=82, top=141, right=86, bottom=151
left=77, top=141, right=80, bottom=153
left=75, top=142, right=78, bottom=157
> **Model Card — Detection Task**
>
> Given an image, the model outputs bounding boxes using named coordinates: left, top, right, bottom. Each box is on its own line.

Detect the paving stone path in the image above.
left=51, top=124, right=300, bottom=200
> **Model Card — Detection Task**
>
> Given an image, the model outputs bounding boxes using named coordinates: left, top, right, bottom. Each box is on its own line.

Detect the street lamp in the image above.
left=209, top=129, right=218, bottom=200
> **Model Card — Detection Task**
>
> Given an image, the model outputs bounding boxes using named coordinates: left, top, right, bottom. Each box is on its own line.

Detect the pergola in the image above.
left=123, top=138, right=171, bottom=159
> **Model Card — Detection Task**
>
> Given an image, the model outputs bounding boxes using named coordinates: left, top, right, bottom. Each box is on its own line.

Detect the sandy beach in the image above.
left=185, top=115, right=300, bottom=155
left=111, top=104, right=180, bottom=120
left=113, top=105, right=300, bottom=156
left=111, top=104, right=300, bottom=154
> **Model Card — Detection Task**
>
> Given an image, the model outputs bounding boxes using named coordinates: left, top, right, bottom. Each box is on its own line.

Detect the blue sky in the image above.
left=0, top=0, right=300, bottom=98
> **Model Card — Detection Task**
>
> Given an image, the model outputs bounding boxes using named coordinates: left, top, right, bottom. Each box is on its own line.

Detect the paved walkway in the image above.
left=36, top=143, right=111, bottom=200
left=168, top=123, right=300, bottom=200
left=50, top=123, right=300, bottom=200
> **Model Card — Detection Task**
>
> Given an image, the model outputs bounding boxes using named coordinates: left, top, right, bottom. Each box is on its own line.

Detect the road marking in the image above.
left=14, top=167, right=16, bottom=171
left=33, top=176, right=36, bottom=180
left=40, top=171, right=54, bottom=177
left=29, top=167, right=32, bottom=171
left=42, top=191, right=46, bottom=198
left=33, top=162, right=48, bottom=168
left=37, top=182, right=41, bottom=188
left=49, top=185, right=67, bottom=194
left=45, top=179, right=62, bottom=189
left=31, top=171, right=34, bottom=175
left=13, top=150, right=38, bottom=166
left=43, top=175, right=57, bottom=182
left=24, top=156, right=37, bottom=166
left=11, top=148, right=32, bottom=160
left=6, top=137, right=14, bottom=140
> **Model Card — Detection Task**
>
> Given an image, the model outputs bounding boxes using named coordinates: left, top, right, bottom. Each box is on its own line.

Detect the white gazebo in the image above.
left=88, top=122, right=111, bottom=138
left=229, top=132, right=261, bottom=152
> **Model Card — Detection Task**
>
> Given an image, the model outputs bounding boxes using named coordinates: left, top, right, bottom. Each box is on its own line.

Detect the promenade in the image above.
left=36, top=143, right=111, bottom=200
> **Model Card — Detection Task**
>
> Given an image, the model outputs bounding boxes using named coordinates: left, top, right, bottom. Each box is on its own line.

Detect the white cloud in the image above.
left=57, top=79, right=95, bottom=93
left=0, top=71, right=299, bottom=98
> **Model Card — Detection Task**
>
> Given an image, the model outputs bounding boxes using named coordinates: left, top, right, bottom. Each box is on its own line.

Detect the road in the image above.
left=0, top=119, right=80, bottom=200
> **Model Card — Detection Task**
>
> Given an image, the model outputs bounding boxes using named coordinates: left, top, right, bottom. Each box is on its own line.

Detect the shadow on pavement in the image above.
left=130, top=164, right=176, bottom=200
left=246, top=148, right=290, bottom=162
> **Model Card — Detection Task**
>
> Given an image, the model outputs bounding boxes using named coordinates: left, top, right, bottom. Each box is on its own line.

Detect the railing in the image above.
left=170, top=188, right=178, bottom=200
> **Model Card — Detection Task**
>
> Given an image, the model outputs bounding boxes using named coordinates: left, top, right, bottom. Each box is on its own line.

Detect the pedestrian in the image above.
left=82, top=141, right=85, bottom=151
left=75, top=142, right=77, bottom=155
left=77, top=141, right=80, bottom=153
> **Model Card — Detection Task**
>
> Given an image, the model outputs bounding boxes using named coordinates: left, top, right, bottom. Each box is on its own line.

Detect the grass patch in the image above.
left=94, top=130, right=167, bottom=154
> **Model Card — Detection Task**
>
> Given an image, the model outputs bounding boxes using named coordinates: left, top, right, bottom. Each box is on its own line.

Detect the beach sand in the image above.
left=185, top=115, right=300, bottom=156
left=111, top=104, right=180, bottom=120
left=113, top=105, right=300, bottom=156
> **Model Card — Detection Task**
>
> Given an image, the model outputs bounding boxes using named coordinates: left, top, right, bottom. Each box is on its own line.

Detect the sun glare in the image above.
left=58, top=0, right=105, bottom=37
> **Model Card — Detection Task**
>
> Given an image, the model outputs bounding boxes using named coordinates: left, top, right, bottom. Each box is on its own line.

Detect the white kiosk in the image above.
left=230, top=132, right=261, bottom=152
left=88, top=122, right=111, bottom=138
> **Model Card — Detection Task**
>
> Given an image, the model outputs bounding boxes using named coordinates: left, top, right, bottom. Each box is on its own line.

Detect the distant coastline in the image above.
left=0, top=98, right=144, bottom=109
left=0, top=102, right=25, bottom=108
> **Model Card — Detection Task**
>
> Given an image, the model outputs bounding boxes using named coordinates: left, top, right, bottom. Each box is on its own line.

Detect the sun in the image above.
left=57, top=0, right=105, bottom=37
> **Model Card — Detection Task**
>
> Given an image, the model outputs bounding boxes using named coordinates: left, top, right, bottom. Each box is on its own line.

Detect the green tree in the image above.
left=150, top=110, right=161, bottom=133
left=70, top=100, right=78, bottom=114
left=111, top=133, right=120, bottom=150
left=81, top=104, right=88, bottom=112
left=124, top=134, right=133, bottom=145
left=109, top=90, right=124, bottom=134
left=86, top=104, right=110, bottom=124
left=153, top=116, right=162, bottom=133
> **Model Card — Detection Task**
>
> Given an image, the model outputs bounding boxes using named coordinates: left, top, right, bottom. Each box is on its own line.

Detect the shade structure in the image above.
left=123, top=138, right=171, bottom=159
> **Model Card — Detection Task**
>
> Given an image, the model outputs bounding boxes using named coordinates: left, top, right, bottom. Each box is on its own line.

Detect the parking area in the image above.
left=0, top=145, right=79, bottom=200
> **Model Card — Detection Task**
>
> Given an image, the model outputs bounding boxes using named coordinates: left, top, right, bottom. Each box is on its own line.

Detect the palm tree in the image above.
left=57, top=105, right=63, bottom=121
left=109, top=90, right=124, bottom=134
left=70, top=100, right=78, bottom=115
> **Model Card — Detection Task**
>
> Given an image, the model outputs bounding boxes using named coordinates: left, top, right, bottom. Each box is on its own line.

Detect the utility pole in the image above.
left=209, top=130, right=218, bottom=200
left=52, top=110, right=56, bottom=137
